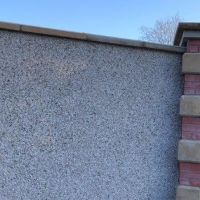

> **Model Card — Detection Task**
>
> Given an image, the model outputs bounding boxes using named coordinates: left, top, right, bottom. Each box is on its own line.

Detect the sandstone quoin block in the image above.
left=176, top=185, right=200, bottom=200
left=178, top=140, right=200, bottom=163
left=182, top=53, right=200, bottom=74
left=180, top=95, right=200, bottom=117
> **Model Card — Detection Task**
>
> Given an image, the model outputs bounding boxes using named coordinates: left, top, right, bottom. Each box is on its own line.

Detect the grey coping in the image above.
left=0, top=21, right=185, bottom=53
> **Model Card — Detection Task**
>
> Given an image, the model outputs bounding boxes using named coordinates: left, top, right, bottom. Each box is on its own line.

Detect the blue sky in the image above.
left=0, top=0, right=200, bottom=39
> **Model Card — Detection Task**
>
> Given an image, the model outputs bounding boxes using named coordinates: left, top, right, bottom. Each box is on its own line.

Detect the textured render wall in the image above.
left=0, top=30, right=182, bottom=200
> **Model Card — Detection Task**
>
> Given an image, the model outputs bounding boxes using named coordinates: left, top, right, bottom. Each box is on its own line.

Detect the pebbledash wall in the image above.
left=0, top=22, right=188, bottom=200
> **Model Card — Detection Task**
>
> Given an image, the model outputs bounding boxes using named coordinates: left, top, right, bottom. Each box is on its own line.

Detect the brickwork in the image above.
left=184, top=75, right=200, bottom=95
left=187, top=40, right=200, bottom=53
left=180, top=163, right=200, bottom=187
left=173, top=22, right=200, bottom=199
left=178, top=39, right=200, bottom=199
left=182, top=117, right=200, bottom=140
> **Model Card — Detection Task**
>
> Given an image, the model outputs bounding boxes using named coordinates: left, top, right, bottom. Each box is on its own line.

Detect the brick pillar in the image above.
left=176, top=40, right=200, bottom=199
left=187, top=40, right=200, bottom=53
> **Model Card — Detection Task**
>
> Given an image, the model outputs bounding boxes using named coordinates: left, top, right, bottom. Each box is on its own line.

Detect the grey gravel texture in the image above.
left=0, top=30, right=182, bottom=200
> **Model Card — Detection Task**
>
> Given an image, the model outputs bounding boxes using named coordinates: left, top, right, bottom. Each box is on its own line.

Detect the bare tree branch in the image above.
left=140, top=15, right=182, bottom=45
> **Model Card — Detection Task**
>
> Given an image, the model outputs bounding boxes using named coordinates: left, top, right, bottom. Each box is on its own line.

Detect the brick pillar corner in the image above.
left=175, top=23, right=200, bottom=200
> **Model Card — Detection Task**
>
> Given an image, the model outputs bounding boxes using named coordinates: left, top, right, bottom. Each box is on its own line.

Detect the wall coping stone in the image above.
left=0, top=21, right=185, bottom=53
left=178, top=139, right=200, bottom=163
left=176, top=185, right=200, bottom=200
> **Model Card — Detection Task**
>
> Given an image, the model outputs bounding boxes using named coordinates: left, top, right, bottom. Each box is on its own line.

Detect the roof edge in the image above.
left=0, top=21, right=185, bottom=53
left=174, top=22, right=200, bottom=46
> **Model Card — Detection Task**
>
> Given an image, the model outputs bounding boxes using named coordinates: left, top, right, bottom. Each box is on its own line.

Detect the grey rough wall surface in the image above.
left=0, top=30, right=181, bottom=200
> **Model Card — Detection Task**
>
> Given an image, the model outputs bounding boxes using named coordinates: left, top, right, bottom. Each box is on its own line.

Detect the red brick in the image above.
left=184, top=75, right=200, bottom=95
left=180, top=162, right=200, bottom=186
left=187, top=40, right=200, bottom=53
left=182, top=117, right=200, bottom=140
left=183, top=117, right=200, bottom=125
left=188, top=40, right=200, bottom=46
left=184, top=75, right=200, bottom=82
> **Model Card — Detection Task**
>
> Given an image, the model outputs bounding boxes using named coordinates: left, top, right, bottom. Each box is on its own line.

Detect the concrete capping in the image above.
left=182, top=53, right=200, bottom=74
left=20, top=24, right=87, bottom=40
left=0, top=21, right=20, bottom=31
left=180, top=95, right=200, bottom=117
left=178, top=140, right=200, bottom=163
left=176, top=185, right=200, bottom=200
left=174, top=22, right=200, bottom=46
left=0, top=21, right=185, bottom=53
